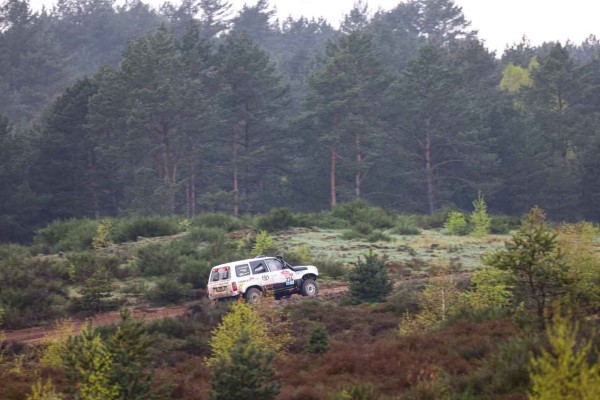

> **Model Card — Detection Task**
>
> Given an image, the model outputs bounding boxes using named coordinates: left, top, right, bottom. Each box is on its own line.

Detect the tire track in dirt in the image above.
left=3, top=272, right=470, bottom=345
left=3, top=285, right=348, bottom=345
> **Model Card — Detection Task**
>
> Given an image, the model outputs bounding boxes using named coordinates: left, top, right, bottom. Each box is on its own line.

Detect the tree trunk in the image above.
left=161, top=126, right=176, bottom=214
left=354, top=133, right=362, bottom=198
left=88, top=150, right=100, bottom=220
left=186, top=160, right=196, bottom=218
left=330, top=147, right=337, bottom=208
left=232, top=124, right=240, bottom=217
left=425, top=120, right=435, bottom=214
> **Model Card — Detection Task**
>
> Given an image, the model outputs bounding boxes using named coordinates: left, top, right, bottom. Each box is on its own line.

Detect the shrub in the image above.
left=332, top=200, right=396, bottom=229
left=329, top=385, right=377, bottom=400
left=187, top=226, right=227, bottom=243
left=468, top=336, right=537, bottom=395
left=257, top=208, right=296, bottom=231
left=315, top=257, right=346, bottom=280
left=72, top=268, right=118, bottom=312
left=490, top=215, right=520, bottom=234
left=529, top=308, right=600, bottom=399
left=207, top=302, right=290, bottom=367
left=444, top=211, right=469, bottom=235
left=92, top=219, right=114, bottom=249
left=367, top=230, right=391, bottom=243
left=399, top=270, right=460, bottom=335
left=147, top=277, right=194, bottom=305
left=67, top=252, right=121, bottom=283
left=191, top=212, right=243, bottom=232
left=485, top=207, right=570, bottom=322
left=307, top=325, right=329, bottom=355
left=135, top=243, right=180, bottom=277
left=252, top=231, right=277, bottom=256
left=461, top=267, right=514, bottom=316
left=33, top=218, right=98, bottom=253
left=340, top=229, right=366, bottom=241
left=416, top=206, right=454, bottom=229
left=179, top=257, right=212, bottom=288
left=392, top=215, right=421, bottom=235
left=210, top=331, right=281, bottom=400
left=0, top=252, right=69, bottom=328
left=349, top=251, right=392, bottom=303
left=470, top=192, right=491, bottom=238
left=113, top=215, right=181, bottom=243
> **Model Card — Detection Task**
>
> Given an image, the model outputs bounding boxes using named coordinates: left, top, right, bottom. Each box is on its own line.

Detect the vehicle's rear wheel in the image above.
left=245, top=288, right=262, bottom=304
left=301, top=279, right=318, bottom=297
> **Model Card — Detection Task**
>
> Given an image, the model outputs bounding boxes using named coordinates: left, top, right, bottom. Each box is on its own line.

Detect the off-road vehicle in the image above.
left=207, top=255, right=319, bottom=303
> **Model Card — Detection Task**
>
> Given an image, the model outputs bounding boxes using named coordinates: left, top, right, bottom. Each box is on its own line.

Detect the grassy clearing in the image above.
left=276, top=227, right=509, bottom=273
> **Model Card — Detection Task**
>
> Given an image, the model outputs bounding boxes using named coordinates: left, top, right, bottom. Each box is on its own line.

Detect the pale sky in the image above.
left=30, top=0, right=600, bottom=54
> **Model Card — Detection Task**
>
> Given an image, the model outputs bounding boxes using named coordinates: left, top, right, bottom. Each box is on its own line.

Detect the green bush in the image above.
left=470, top=192, right=491, bottom=238
left=349, top=251, right=392, bottom=303
left=187, top=226, right=227, bottom=243
left=147, top=277, right=195, bottom=305
left=179, top=257, right=212, bottom=288
left=416, top=206, right=454, bottom=229
left=33, top=218, right=98, bottom=253
left=0, top=251, right=69, bottom=328
left=340, top=229, right=366, bottom=241
left=135, top=243, right=180, bottom=277
left=490, top=215, right=520, bottom=234
left=257, top=208, right=297, bottom=231
left=316, top=257, right=347, bottom=280
left=113, top=216, right=181, bottom=243
left=467, top=336, right=537, bottom=396
left=71, top=268, right=118, bottom=312
left=307, top=325, right=329, bottom=355
left=392, top=215, right=421, bottom=235
left=367, top=230, right=391, bottom=243
left=444, top=211, right=469, bottom=235
left=191, top=212, right=243, bottom=232
left=332, top=200, right=396, bottom=229
left=67, top=252, right=121, bottom=283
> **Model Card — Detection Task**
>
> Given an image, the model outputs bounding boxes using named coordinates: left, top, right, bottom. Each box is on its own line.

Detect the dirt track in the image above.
left=3, top=272, right=469, bottom=345
left=3, top=306, right=188, bottom=345
left=2, top=284, right=349, bottom=345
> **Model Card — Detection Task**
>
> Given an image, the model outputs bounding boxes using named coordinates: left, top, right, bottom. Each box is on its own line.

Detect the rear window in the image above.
left=211, top=266, right=231, bottom=281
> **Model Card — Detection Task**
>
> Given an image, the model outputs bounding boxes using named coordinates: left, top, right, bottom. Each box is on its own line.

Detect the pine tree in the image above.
left=210, top=330, right=281, bottom=400
left=62, top=325, right=119, bottom=400
left=485, top=208, right=571, bottom=321
left=349, top=251, right=392, bottom=303
left=470, top=191, right=491, bottom=237
left=216, top=32, right=288, bottom=215
left=307, top=15, right=391, bottom=205
left=307, top=325, right=329, bottom=355
left=529, top=308, right=600, bottom=399
left=107, top=309, right=153, bottom=400
left=207, top=302, right=282, bottom=366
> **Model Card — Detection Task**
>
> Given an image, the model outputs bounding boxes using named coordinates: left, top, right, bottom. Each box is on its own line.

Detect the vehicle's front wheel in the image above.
left=245, top=288, right=262, bottom=304
left=301, top=279, right=318, bottom=297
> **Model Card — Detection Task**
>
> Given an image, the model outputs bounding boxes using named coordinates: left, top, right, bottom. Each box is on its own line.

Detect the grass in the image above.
left=276, top=228, right=509, bottom=272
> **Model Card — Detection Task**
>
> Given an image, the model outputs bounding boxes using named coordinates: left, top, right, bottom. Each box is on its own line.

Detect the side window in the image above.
left=250, top=260, right=268, bottom=274
left=266, top=259, right=283, bottom=271
left=235, top=264, right=251, bottom=277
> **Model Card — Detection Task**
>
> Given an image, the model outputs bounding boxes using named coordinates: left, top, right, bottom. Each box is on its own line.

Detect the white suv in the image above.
left=207, top=256, right=319, bottom=303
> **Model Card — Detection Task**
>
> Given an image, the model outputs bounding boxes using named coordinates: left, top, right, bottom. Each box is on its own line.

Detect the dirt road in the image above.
left=3, top=284, right=349, bottom=345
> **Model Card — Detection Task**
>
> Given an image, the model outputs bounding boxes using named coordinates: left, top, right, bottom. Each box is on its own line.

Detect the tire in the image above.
left=301, top=279, right=318, bottom=297
left=245, top=288, right=262, bottom=304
